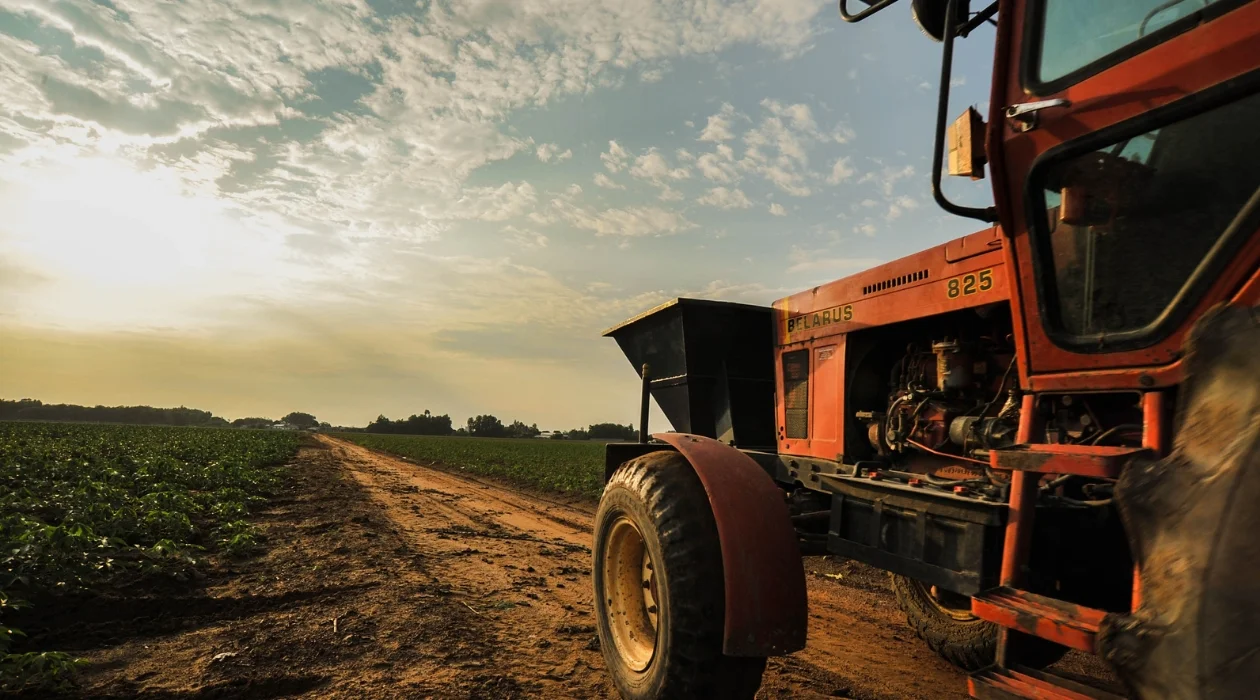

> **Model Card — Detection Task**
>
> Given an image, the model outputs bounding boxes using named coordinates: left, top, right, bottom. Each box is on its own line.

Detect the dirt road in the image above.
left=28, top=436, right=975, bottom=699
left=324, top=435, right=976, bottom=699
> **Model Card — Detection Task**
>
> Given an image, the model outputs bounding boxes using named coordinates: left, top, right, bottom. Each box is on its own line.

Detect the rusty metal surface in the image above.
left=970, top=667, right=1127, bottom=700
left=1099, top=303, right=1260, bottom=699
left=972, top=586, right=1105, bottom=653
left=651, top=432, right=808, bottom=657
left=990, top=443, right=1149, bottom=478
left=998, top=394, right=1040, bottom=588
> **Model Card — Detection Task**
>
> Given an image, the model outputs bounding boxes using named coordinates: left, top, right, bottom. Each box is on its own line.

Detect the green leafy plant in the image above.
left=0, top=422, right=300, bottom=686
left=335, top=433, right=606, bottom=499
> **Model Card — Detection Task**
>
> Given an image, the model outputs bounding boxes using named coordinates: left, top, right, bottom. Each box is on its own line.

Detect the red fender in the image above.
left=651, top=433, right=808, bottom=656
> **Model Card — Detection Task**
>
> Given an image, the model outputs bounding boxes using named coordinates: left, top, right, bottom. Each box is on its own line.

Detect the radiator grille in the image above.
left=783, top=350, right=809, bottom=439
left=862, top=269, right=930, bottom=295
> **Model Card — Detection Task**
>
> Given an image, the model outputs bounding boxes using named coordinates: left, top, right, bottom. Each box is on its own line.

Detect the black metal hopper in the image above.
left=603, top=298, right=776, bottom=449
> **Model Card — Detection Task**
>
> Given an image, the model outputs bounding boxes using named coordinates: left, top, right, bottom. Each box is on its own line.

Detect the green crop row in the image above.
left=336, top=433, right=607, bottom=500
left=0, top=422, right=300, bottom=689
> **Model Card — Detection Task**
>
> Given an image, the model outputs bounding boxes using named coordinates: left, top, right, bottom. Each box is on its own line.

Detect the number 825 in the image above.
left=946, top=269, right=994, bottom=299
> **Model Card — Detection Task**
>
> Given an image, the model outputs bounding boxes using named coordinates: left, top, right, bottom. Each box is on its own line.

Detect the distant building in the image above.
left=536, top=431, right=555, bottom=439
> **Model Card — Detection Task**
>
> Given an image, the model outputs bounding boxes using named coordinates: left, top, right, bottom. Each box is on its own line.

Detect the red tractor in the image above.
left=592, top=1, right=1260, bottom=698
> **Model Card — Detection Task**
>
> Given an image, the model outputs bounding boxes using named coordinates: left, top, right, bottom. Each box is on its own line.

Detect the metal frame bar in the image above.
left=839, top=0, right=902, bottom=23
left=932, top=0, right=999, bottom=222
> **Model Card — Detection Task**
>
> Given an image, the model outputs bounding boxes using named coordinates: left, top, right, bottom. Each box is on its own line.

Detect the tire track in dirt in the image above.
left=323, top=436, right=972, bottom=700
left=323, top=435, right=617, bottom=698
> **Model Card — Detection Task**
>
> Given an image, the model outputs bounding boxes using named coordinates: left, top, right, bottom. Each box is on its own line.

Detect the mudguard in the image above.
left=647, top=433, right=808, bottom=657
left=1099, top=304, right=1260, bottom=699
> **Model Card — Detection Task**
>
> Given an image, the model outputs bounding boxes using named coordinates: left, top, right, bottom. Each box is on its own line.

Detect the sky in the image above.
left=0, top=0, right=998, bottom=429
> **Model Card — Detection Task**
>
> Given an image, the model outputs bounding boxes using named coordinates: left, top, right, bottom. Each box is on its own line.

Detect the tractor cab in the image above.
left=867, top=0, right=1260, bottom=387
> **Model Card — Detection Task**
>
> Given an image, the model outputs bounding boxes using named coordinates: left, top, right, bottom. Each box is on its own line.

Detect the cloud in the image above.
left=831, top=123, right=856, bottom=144
left=696, top=145, right=739, bottom=183
left=885, top=195, right=920, bottom=221
left=444, top=182, right=538, bottom=222
left=827, top=157, right=855, bottom=185
left=855, top=222, right=878, bottom=237
left=601, top=140, right=630, bottom=172
left=640, top=66, right=668, bottom=83
left=787, top=246, right=882, bottom=275
left=699, top=103, right=739, bottom=142
left=658, top=185, right=685, bottom=202
left=550, top=200, right=697, bottom=238
left=768, top=202, right=787, bottom=216
left=628, top=148, right=691, bottom=183
left=696, top=187, right=752, bottom=209
left=722, top=98, right=856, bottom=198
left=0, top=0, right=828, bottom=257
left=859, top=164, right=917, bottom=196
left=535, top=143, right=573, bottom=163
left=592, top=172, right=625, bottom=190
left=503, top=225, right=548, bottom=248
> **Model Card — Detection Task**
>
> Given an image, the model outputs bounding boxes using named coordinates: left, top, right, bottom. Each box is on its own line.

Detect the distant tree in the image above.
left=455, top=427, right=469, bottom=436
left=232, top=417, right=275, bottom=430
left=282, top=412, right=319, bottom=429
left=365, top=410, right=454, bottom=435
left=466, top=414, right=506, bottom=437
left=505, top=420, right=541, bottom=439
left=587, top=422, right=636, bottom=441
left=565, top=428, right=590, bottom=441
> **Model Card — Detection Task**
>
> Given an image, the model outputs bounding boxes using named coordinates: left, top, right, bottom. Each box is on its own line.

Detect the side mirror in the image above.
left=946, top=107, right=986, bottom=180
left=911, top=0, right=969, bottom=42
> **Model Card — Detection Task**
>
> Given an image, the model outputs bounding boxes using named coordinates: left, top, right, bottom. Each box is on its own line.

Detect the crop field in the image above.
left=0, top=427, right=994, bottom=698
left=336, top=433, right=606, bottom=499
left=0, top=422, right=299, bottom=688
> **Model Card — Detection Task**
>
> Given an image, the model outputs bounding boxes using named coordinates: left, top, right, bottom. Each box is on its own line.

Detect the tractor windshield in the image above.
left=1031, top=88, right=1260, bottom=349
left=1033, top=0, right=1245, bottom=88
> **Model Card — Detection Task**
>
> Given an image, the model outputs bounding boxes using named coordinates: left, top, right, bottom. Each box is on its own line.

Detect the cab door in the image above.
left=989, top=0, right=1260, bottom=391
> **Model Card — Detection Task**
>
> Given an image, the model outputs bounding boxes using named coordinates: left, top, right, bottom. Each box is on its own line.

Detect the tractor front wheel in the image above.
left=891, top=575, right=1066, bottom=671
left=593, top=451, right=766, bottom=700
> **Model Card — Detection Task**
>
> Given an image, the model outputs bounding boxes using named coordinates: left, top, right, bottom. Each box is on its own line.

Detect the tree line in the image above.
left=0, top=399, right=229, bottom=427
left=363, top=411, right=637, bottom=441
left=0, top=399, right=638, bottom=440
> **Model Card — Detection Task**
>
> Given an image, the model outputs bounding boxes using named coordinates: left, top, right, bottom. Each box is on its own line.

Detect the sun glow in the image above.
left=2, top=155, right=303, bottom=330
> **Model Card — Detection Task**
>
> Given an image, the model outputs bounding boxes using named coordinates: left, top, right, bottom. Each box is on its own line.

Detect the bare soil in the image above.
left=10, top=435, right=1099, bottom=699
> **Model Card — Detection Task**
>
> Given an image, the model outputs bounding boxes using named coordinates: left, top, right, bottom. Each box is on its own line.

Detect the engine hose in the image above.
left=885, top=469, right=988, bottom=487
left=1049, top=495, right=1114, bottom=507
left=904, top=438, right=990, bottom=466
left=1089, top=423, right=1143, bottom=445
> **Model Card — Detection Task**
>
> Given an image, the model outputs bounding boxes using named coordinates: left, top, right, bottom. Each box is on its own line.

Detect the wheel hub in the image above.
left=922, top=581, right=979, bottom=622
left=602, top=516, right=659, bottom=671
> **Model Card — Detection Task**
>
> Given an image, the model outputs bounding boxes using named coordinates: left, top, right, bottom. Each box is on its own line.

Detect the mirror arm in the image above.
left=958, top=2, right=999, bottom=38
left=931, top=0, right=999, bottom=223
left=839, top=0, right=903, bottom=23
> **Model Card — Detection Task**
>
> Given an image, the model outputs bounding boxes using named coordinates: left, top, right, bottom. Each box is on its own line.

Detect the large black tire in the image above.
left=593, top=451, right=766, bottom=700
left=891, top=574, right=997, bottom=671
left=891, top=575, right=1067, bottom=671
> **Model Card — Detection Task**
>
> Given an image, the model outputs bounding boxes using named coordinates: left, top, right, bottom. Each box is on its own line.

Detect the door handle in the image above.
left=1005, top=98, right=1071, bottom=132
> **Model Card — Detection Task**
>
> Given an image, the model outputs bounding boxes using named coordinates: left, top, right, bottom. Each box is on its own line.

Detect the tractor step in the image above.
left=971, top=587, right=1107, bottom=652
left=969, top=666, right=1128, bottom=700
left=989, top=443, right=1148, bottom=478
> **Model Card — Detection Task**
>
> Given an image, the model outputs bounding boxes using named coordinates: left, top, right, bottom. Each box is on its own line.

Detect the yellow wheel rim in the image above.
left=915, top=580, right=979, bottom=622
left=602, top=516, right=659, bottom=671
